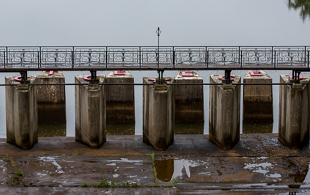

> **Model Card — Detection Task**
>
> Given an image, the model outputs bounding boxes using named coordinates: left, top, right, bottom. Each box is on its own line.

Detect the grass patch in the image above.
left=7, top=168, right=24, bottom=186
left=82, top=167, right=140, bottom=188
left=72, top=150, right=79, bottom=156
left=147, top=153, right=158, bottom=186
left=81, top=182, right=90, bottom=187
left=17, top=169, right=24, bottom=177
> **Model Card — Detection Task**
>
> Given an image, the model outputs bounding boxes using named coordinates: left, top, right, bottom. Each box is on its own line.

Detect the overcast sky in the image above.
left=0, top=0, right=309, bottom=46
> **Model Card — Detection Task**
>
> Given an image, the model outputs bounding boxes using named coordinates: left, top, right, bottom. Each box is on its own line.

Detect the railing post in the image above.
left=105, top=47, right=108, bottom=70
left=238, top=46, right=241, bottom=66
left=206, top=49, right=209, bottom=68
left=71, top=47, right=75, bottom=68
left=6, top=47, right=8, bottom=68
left=139, top=46, right=141, bottom=69
left=3, top=48, right=6, bottom=69
left=173, top=47, right=175, bottom=68
left=39, top=47, right=42, bottom=68
left=305, top=46, right=307, bottom=66
left=37, top=51, right=40, bottom=68
left=308, top=51, right=310, bottom=68
left=271, top=47, right=274, bottom=66
left=240, top=50, right=243, bottom=68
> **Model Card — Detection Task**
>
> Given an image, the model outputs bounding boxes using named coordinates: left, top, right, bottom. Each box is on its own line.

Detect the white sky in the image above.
left=0, top=0, right=309, bottom=46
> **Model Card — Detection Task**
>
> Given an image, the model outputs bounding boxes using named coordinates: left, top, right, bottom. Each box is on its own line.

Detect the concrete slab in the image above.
left=0, top=134, right=309, bottom=194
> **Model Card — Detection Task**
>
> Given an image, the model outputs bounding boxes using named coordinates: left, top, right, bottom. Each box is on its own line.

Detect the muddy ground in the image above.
left=0, top=134, right=309, bottom=194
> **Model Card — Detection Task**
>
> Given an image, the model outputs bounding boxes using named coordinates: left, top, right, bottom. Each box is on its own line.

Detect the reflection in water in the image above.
left=38, top=123, right=66, bottom=137
left=106, top=122, right=135, bottom=135
left=155, top=159, right=174, bottom=182
left=288, top=0, right=310, bottom=21
left=154, top=159, right=202, bottom=182
left=243, top=122, right=273, bottom=134
left=38, top=103, right=66, bottom=124
left=175, top=123, right=204, bottom=134
left=302, top=164, right=310, bottom=183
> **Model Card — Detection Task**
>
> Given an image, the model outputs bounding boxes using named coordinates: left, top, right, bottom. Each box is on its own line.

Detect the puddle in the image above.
left=154, top=159, right=207, bottom=182
left=216, top=170, right=222, bottom=176
left=108, top=158, right=143, bottom=163
left=303, top=164, right=310, bottom=183
left=244, top=162, right=273, bottom=175
left=38, top=156, right=65, bottom=173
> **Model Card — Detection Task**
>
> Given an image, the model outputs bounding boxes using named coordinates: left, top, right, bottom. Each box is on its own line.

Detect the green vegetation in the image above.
left=82, top=167, right=140, bottom=188
left=72, top=150, right=79, bottom=156
left=174, top=178, right=178, bottom=187
left=81, top=182, right=90, bottom=187
left=288, top=0, right=310, bottom=21
left=7, top=168, right=24, bottom=186
left=148, top=153, right=158, bottom=186
left=2, top=154, right=10, bottom=162
left=17, top=169, right=24, bottom=176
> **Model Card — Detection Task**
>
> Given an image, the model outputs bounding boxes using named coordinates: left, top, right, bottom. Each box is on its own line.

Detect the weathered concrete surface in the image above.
left=105, top=71, right=135, bottom=122
left=209, top=75, right=241, bottom=150
left=243, top=70, right=273, bottom=122
left=0, top=134, right=309, bottom=194
left=174, top=71, right=204, bottom=122
left=278, top=75, right=310, bottom=149
left=75, top=75, right=106, bottom=148
left=35, top=71, right=66, bottom=124
left=5, top=76, right=38, bottom=150
left=143, top=77, right=174, bottom=151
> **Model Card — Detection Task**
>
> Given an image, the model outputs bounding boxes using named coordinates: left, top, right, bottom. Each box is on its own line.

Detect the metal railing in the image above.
left=0, top=46, right=309, bottom=71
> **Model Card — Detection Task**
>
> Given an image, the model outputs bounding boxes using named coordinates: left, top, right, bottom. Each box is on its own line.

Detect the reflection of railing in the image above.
left=0, top=46, right=309, bottom=70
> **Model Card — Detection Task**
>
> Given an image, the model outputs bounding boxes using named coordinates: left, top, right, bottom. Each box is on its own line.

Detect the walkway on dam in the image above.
left=0, top=134, right=309, bottom=194
left=1, top=46, right=310, bottom=71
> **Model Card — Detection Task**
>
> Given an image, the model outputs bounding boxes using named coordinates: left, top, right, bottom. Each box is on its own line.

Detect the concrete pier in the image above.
left=278, top=75, right=309, bottom=149
left=243, top=70, right=273, bottom=123
left=174, top=71, right=204, bottom=123
left=5, top=76, right=38, bottom=149
left=143, top=77, right=174, bottom=150
left=105, top=71, right=135, bottom=122
left=35, top=71, right=66, bottom=124
left=209, top=75, right=241, bottom=150
left=75, top=75, right=106, bottom=148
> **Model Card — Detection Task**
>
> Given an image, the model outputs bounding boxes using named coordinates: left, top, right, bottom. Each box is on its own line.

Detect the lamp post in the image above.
left=156, top=27, right=161, bottom=84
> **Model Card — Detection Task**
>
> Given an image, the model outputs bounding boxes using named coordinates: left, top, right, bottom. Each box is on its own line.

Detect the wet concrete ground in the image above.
left=0, top=134, right=309, bottom=194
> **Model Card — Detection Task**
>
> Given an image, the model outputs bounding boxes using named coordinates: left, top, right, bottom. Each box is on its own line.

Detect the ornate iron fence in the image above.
left=0, top=46, right=309, bottom=71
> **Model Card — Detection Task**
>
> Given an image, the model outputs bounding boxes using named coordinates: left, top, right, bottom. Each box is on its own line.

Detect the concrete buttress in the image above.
left=143, top=77, right=174, bottom=150
left=5, top=76, right=38, bottom=149
left=278, top=75, right=309, bottom=149
left=209, top=75, right=241, bottom=150
left=75, top=75, right=106, bottom=148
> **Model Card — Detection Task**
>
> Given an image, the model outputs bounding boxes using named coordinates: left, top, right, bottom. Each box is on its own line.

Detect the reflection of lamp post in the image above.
left=156, top=27, right=161, bottom=84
